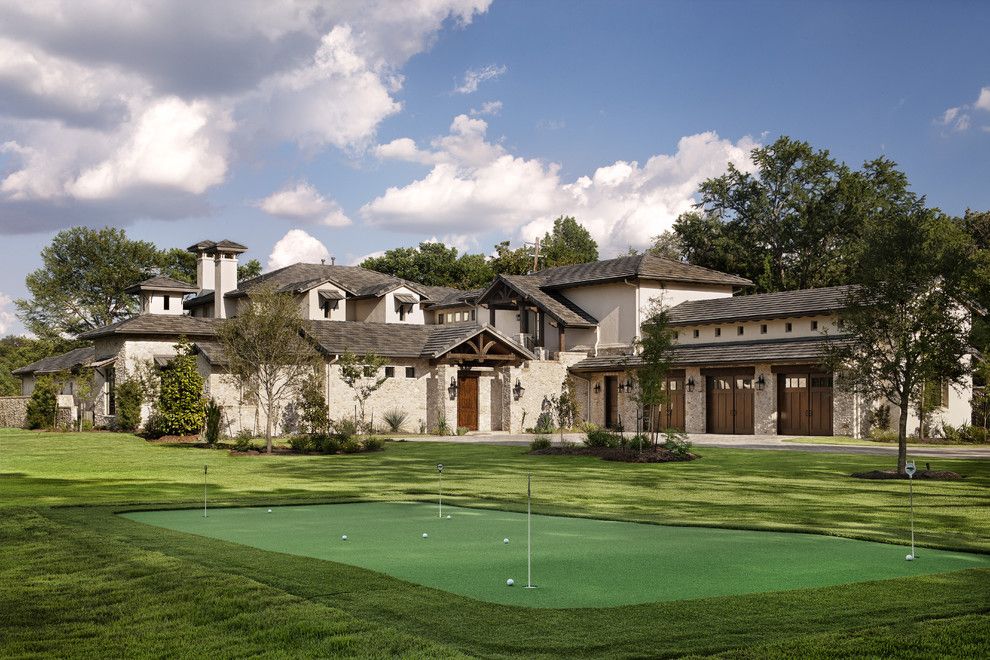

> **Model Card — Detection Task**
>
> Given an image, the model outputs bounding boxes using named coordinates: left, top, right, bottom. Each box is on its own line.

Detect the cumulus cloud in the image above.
left=454, top=64, right=506, bottom=94
left=0, top=0, right=493, bottom=233
left=470, top=100, right=502, bottom=116
left=937, top=85, right=990, bottom=134
left=267, top=229, right=331, bottom=270
left=256, top=181, right=352, bottom=227
left=363, top=115, right=757, bottom=255
left=0, top=292, right=15, bottom=334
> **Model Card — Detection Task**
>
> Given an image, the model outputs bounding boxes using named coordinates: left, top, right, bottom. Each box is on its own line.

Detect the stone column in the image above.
left=477, top=372, right=493, bottom=432
left=684, top=367, right=705, bottom=433
left=754, top=363, right=776, bottom=435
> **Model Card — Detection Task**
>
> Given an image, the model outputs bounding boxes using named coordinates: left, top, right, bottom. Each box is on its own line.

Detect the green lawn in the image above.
left=784, top=435, right=984, bottom=447
left=2, top=428, right=989, bottom=658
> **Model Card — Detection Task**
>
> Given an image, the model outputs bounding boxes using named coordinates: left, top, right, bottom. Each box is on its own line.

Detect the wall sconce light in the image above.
left=624, top=377, right=635, bottom=393
left=686, top=377, right=696, bottom=392
left=448, top=376, right=458, bottom=400
left=593, top=382, right=602, bottom=394
left=756, top=374, right=766, bottom=391
left=513, top=378, right=525, bottom=400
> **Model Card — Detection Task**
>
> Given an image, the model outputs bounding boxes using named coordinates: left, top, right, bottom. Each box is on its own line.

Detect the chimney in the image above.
left=214, top=252, right=238, bottom=318
left=196, top=251, right=215, bottom=293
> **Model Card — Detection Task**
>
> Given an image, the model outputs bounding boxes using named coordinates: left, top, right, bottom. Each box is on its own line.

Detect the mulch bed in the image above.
left=529, top=446, right=699, bottom=463
left=851, top=469, right=964, bottom=481
left=145, top=434, right=202, bottom=444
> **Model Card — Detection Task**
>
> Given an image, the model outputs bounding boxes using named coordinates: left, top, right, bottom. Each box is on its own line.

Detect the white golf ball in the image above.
left=267, top=509, right=272, bottom=513
left=503, top=538, right=510, bottom=544
left=906, top=554, right=914, bottom=561
left=422, top=532, right=429, bottom=539
left=506, top=578, right=514, bottom=586
left=341, top=535, right=348, bottom=541
left=446, top=515, right=451, bottom=519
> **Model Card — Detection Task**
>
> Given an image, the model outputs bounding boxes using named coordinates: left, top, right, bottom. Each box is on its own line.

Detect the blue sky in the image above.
left=0, top=0, right=988, bottom=335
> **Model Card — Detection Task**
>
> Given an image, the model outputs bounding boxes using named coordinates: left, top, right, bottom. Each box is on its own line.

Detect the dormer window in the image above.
left=438, top=313, right=445, bottom=324
left=715, top=328, right=721, bottom=337
left=693, top=329, right=699, bottom=338
left=785, top=322, right=793, bottom=333
left=737, top=326, right=744, bottom=336
left=318, top=290, right=342, bottom=319
left=394, top=293, right=417, bottom=321
left=163, top=295, right=170, bottom=311
left=811, top=320, right=819, bottom=331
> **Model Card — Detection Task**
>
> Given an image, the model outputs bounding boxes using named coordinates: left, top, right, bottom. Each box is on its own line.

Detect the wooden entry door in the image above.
left=457, top=374, right=479, bottom=431
left=661, top=377, right=686, bottom=431
left=778, top=372, right=833, bottom=436
left=706, top=375, right=754, bottom=434
left=604, top=376, right=619, bottom=429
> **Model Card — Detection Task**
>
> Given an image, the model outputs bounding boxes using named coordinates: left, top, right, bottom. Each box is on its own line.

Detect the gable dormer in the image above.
left=124, top=276, right=198, bottom=316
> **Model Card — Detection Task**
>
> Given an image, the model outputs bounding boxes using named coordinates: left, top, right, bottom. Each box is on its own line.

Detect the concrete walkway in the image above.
left=397, top=431, right=990, bottom=459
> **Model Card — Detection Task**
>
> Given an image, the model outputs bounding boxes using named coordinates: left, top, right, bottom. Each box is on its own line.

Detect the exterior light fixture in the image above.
left=756, top=374, right=766, bottom=391
left=448, top=376, right=458, bottom=400
left=513, top=378, right=525, bottom=400
left=686, top=377, right=696, bottom=392
left=624, top=377, right=635, bottom=392
left=593, top=382, right=602, bottom=394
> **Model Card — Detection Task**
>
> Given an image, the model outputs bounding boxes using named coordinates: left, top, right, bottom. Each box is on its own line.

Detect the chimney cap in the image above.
left=186, top=239, right=247, bottom=254
left=187, top=240, right=217, bottom=253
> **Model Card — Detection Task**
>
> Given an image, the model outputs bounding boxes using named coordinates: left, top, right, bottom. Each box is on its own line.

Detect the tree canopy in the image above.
left=540, top=215, right=599, bottom=267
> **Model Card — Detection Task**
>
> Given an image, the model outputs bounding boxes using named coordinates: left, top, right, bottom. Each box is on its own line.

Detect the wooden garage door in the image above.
left=663, top=377, right=686, bottom=432
left=707, top=375, right=754, bottom=434
left=778, top=372, right=833, bottom=436
left=457, top=374, right=479, bottom=431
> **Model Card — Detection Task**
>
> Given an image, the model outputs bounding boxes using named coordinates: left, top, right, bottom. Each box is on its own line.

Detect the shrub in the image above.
left=157, top=337, right=206, bottom=436
left=584, top=427, right=620, bottom=448
left=143, top=410, right=167, bottom=439
left=80, top=419, right=94, bottom=432
left=661, top=429, right=693, bottom=458
left=333, top=418, right=358, bottom=440
left=868, top=404, right=891, bottom=431
left=534, top=411, right=555, bottom=434
left=25, top=376, right=58, bottom=430
left=288, top=435, right=314, bottom=452
left=362, top=436, right=386, bottom=452
left=204, top=399, right=222, bottom=445
left=530, top=435, right=552, bottom=451
left=959, top=424, right=989, bottom=444
left=456, top=426, right=469, bottom=436
left=869, top=428, right=899, bottom=443
left=339, top=437, right=362, bottom=453
left=382, top=409, right=408, bottom=433
left=629, top=433, right=649, bottom=450
left=313, top=433, right=341, bottom=454
left=115, top=379, right=144, bottom=432
left=233, top=435, right=254, bottom=452
left=296, top=369, right=329, bottom=435
left=433, top=413, right=450, bottom=436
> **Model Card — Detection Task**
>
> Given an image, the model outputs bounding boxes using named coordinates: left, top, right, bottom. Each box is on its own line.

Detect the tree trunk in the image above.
left=897, top=391, right=910, bottom=474
left=265, top=399, right=274, bottom=454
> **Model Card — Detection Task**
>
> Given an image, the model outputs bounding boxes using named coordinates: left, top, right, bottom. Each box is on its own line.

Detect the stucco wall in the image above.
left=674, top=314, right=841, bottom=345
left=558, top=282, right=637, bottom=347
left=302, top=284, right=348, bottom=321
left=383, top=287, right=426, bottom=324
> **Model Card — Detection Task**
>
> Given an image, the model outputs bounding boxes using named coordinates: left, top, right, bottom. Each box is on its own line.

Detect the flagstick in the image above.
left=203, top=465, right=208, bottom=518
left=525, top=473, right=536, bottom=589
left=439, top=470, right=443, bottom=518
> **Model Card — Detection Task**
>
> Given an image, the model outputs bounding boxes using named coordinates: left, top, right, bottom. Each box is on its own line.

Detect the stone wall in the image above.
left=753, top=364, right=776, bottom=434
left=684, top=367, right=705, bottom=433
left=0, top=396, right=29, bottom=428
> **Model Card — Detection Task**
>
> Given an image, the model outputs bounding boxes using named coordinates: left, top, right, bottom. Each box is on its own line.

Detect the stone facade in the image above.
left=753, top=364, right=776, bottom=435
left=684, top=367, right=705, bottom=433
left=0, top=396, right=29, bottom=428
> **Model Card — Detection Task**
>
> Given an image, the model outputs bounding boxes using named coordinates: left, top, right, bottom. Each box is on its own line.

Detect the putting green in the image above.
left=122, top=502, right=989, bottom=608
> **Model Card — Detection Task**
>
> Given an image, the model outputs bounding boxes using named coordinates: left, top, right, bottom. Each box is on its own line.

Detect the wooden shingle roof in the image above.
left=124, top=275, right=198, bottom=294
left=78, top=315, right=222, bottom=339
left=536, top=254, right=753, bottom=289
left=11, top=346, right=96, bottom=376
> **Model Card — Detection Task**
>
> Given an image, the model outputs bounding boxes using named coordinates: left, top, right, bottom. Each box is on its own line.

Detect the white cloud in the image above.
left=256, top=181, right=352, bottom=227
left=0, top=0, right=493, bottom=233
left=470, top=100, right=502, bottom=116
left=363, top=115, right=758, bottom=255
left=267, top=229, right=331, bottom=271
left=937, top=86, right=990, bottom=134
left=348, top=249, right=385, bottom=266
left=454, top=63, right=506, bottom=94
left=0, top=292, right=15, bottom=334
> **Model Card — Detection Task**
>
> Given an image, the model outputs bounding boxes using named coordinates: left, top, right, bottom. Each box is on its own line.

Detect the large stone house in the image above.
left=14, top=239, right=974, bottom=437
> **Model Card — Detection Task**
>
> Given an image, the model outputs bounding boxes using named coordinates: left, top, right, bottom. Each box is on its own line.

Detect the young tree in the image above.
left=25, top=376, right=58, bottom=429
left=217, top=286, right=318, bottom=452
left=551, top=377, right=580, bottom=443
left=647, top=231, right=685, bottom=260
left=337, top=350, right=388, bottom=428
left=16, top=227, right=162, bottom=338
left=115, top=379, right=145, bottom=432
left=296, top=367, right=330, bottom=435
left=633, top=299, right=675, bottom=447
left=823, top=159, right=975, bottom=473
left=158, top=336, right=206, bottom=436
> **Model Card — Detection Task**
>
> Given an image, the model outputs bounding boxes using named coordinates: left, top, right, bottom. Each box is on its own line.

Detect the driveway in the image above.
left=398, top=431, right=990, bottom=459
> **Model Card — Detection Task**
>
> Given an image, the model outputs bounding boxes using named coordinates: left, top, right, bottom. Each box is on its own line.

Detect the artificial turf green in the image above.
left=122, top=501, right=990, bottom=608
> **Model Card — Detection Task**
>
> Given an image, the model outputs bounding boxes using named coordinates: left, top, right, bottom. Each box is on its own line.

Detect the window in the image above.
left=323, top=301, right=332, bottom=318
left=837, top=318, right=845, bottom=329
left=785, top=322, right=793, bottom=333
left=673, top=331, right=679, bottom=340
left=106, top=368, right=116, bottom=415
left=693, top=329, right=699, bottom=338
left=163, top=295, right=170, bottom=311
left=405, top=366, right=416, bottom=378
left=737, top=326, right=744, bottom=336
left=761, top=324, right=768, bottom=334
left=384, top=366, right=395, bottom=378
left=811, top=320, right=819, bottom=331
left=399, top=306, right=406, bottom=321
left=470, top=309, right=476, bottom=321
left=438, top=313, right=444, bottom=324
left=715, top=327, right=721, bottom=337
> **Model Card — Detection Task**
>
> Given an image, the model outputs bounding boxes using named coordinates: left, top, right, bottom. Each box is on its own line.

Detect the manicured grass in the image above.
left=2, top=428, right=989, bottom=657
left=124, top=501, right=990, bottom=608
left=784, top=435, right=984, bottom=447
